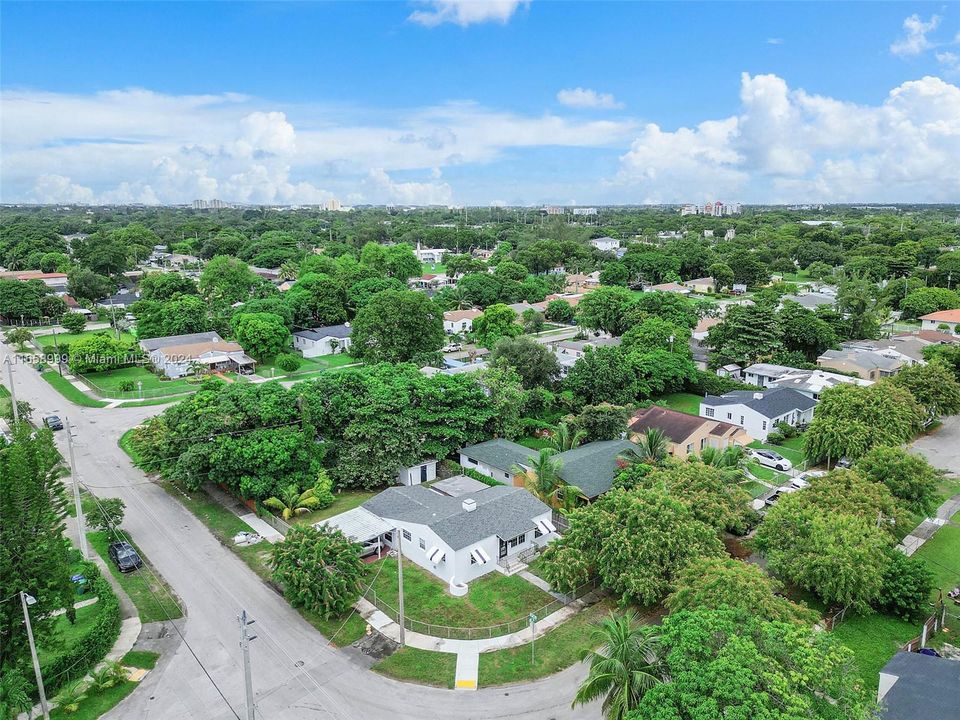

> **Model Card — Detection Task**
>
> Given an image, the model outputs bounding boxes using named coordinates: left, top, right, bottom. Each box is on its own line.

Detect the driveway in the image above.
left=2, top=343, right=600, bottom=720
left=911, top=415, right=960, bottom=475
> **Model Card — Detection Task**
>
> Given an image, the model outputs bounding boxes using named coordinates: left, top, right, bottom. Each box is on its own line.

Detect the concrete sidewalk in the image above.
left=897, top=493, right=960, bottom=556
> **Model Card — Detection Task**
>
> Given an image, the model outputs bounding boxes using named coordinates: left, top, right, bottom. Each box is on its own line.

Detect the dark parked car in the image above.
left=108, top=541, right=143, bottom=573
left=43, top=415, right=64, bottom=431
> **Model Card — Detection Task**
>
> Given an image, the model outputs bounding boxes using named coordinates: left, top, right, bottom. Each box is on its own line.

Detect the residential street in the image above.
left=911, top=415, right=960, bottom=476
left=3, top=344, right=599, bottom=720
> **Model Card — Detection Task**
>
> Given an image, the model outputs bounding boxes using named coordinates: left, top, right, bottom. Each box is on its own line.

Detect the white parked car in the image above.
left=442, top=343, right=462, bottom=353
left=789, top=470, right=825, bottom=490
left=752, top=449, right=793, bottom=472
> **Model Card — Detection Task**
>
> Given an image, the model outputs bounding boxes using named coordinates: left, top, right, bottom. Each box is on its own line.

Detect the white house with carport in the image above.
left=590, top=236, right=620, bottom=252
left=443, top=309, right=482, bottom=334
left=699, top=387, right=816, bottom=441
left=292, top=323, right=352, bottom=357
left=743, top=362, right=873, bottom=400
left=332, top=477, right=557, bottom=585
left=139, top=331, right=256, bottom=379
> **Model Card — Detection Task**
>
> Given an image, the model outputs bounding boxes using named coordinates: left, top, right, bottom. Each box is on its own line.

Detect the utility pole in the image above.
left=21, top=592, right=50, bottom=720
left=3, top=355, right=18, bottom=424
left=66, top=418, right=89, bottom=559
left=396, top=527, right=405, bottom=646
left=239, top=610, right=257, bottom=720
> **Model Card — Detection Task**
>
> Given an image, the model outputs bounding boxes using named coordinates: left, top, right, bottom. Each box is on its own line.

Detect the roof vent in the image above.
left=753, top=392, right=764, bottom=400
left=462, top=498, right=477, bottom=513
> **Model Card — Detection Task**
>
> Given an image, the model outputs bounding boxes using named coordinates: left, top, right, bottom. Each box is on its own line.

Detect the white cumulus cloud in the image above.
left=890, top=14, right=941, bottom=56
left=613, top=72, right=960, bottom=203
left=556, top=87, right=623, bottom=109
left=408, top=0, right=527, bottom=28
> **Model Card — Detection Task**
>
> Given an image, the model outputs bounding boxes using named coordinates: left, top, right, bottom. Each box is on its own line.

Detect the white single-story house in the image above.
left=743, top=362, right=873, bottom=400
left=646, top=282, right=691, bottom=295
left=693, top=316, right=721, bottom=341
left=919, top=309, right=960, bottom=334
left=700, top=388, right=816, bottom=441
left=443, top=309, right=482, bottom=334
left=415, top=245, right=448, bottom=265
left=292, top=323, right=352, bottom=357
left=397, top=459, right=438, bottom=486
left=331, top=481, right=557, bottom=584
left=459, top=439, right=536, bottom=484
left=590, top=236, right=620, bottom=252
left=96, top=291, right=140, bottom=310
left=139, top=331, right=256, bottom=378
left=716, top=363, right=742, bottom=379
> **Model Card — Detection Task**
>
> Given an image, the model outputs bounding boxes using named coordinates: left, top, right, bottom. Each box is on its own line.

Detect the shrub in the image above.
left=117, top=380, right=136, bottom=392
left=688, top=369, right=760, bottom=396
left=766, top=431, right=786, bottom=444
left=276, top=353, right=301, bottom=372
left=876, top=549, right=934, bottom=621
left=313, top=469, right=335, bottom=509
left=774, top=421, right=799, bottom=439
left=60, top=313, right=87, bottom=334
left=38, top=576, right=121, bottom=696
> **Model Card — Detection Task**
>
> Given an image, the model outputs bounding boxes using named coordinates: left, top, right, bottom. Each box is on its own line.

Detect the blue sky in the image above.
left=2, top=1, right=959, bottom=205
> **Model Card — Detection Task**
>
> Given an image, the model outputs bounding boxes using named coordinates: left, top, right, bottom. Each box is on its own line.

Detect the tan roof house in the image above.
left=628, top=405, right=752, bottom=460
left=919, top=309, right=960, bottom=334
left=683, top=277, right=716, bottom=294
left=139, top=331, right=256, bottom=378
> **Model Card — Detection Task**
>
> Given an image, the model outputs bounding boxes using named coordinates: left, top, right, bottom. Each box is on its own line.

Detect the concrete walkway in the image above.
left=897, top=493, right=960, bottom=556
left=238, top=513, right=284, bottom=543
left=454, top=651, right=479, bottom=691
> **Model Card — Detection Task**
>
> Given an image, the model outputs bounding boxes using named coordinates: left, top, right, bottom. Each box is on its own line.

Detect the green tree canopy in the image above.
left=231, top=312, right=290, bottom=360
left=350, top=290, right=444, bottom=363
left=472, top=303, right=523, bottom=349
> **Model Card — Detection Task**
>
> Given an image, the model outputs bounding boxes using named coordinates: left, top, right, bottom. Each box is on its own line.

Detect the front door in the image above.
left=499, top=538, right=508, bottom=559
left=420, top=464, right=428, bottom=483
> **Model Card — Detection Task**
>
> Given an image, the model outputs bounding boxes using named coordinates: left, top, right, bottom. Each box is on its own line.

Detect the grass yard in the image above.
left=776, top=434, right=806, bottom=454
left=652, top=392, right=702, bottom=415
left=744, top=459, right=789, bottom=485
left=748, top=440, right=805, bottom=467
left=42, top=371, right=109, bottom=407
left=35, top=329, right=136, bottom=348
left=256, top=352, right=356, bottom=379
left=741, top=480, right=769, bottom=498
left=368, top=556, right=553, bottom=630
left=38, top=601, right=105, bottom=665
left=373, top=647, right=458, bottom=688
left=421, top=262, right=447, bottom=274
left=118, top=429, right=144, bottom=467
left=122, top=650, right=160, bottom=669
left=830, top=510, right=960, bottom=691
left=518, top=435, right=555, bottom=451
left=118, top=396, right=185, bottom=408
left=79, top=366, right=197, bottom=397
left=293, top=490, right=378, bottom=526
left=478, top=598, right=617, bottom=686
left=48, top=650, right=160, bottom=720
left=87, top=530, right=183, bottom=623
left=779, top=270, right=812, bottom=283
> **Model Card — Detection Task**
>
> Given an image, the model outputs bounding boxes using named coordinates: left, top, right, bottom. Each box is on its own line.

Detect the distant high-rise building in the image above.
left=209, top=198, right=227, bottom=209
left=192, top=199, right=209, bottom=210
left=542, top=206, right=565, bottom=215
left=326, top=198, right=341, bottom=212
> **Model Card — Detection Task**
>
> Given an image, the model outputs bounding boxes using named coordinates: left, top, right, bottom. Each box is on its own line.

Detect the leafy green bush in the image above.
left=766, top=431, right=786, bottom=444
left=441, top=460, right=504, bottom=487
left=876, top=549, right=934, bottom=621
left=117, top=380, right=136, bottom=392
left=276, top=353, right=301, bottom=372
left=38, top=576, right=121, bottom=696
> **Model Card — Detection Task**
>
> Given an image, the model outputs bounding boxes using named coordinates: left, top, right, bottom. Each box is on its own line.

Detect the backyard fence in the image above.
left=257, top=510, right=292, bottom=537
left=363, top=576, right=601, bottom=641
left=901, top=593, right=946, bottom=652
left=824, top=604, right=851, bottom=631
left=75, top=372, right=201, bottom=400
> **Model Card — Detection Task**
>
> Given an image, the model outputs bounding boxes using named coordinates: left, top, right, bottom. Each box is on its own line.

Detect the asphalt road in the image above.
left=911, top=415, right=960, bottom=475
left=3, top=345, right=599, bottom=720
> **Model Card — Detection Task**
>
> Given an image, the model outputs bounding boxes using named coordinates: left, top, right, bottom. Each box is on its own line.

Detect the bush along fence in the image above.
left=362, top=577, right=601, bottom=641
left=34, top=570, right=122, bottom=698
left=440, top=459, right=505, bottom=487
left=901, top=592, right=947, bottom=652
left=75, top=372, right=201, bottom=400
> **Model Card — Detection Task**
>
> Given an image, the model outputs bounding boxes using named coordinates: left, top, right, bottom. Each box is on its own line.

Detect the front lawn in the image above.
left=35, top=329, right=136, bottom=348
left=748, top=440, right=805, bottom=467
left=652, top=392, right=702, bottom=415
left=87, top=530, right=183, bottom=623
left=741, top=480, right=769, bottom=498
left=42, top=371, right=109, bottom=407
left=373, top=647, right=457, bottom=688
left=745, top=460, right=789, bottom=485
left=367, top=556, right=553, bottom=630
left=256, top=352, right=356, bottom=378
left=48, top=650, right=160, bottom=720
left=292, top=490, right=378, bottom=526
left=478, top=598, right=618, bottom=685
left=79, top=366, right=196, bottom=398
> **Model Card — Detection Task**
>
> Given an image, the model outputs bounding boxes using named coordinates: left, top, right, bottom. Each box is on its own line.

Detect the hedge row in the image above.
left=439, top=460, right=504, bottom=487
left=37, top=573, right=122, bottom=696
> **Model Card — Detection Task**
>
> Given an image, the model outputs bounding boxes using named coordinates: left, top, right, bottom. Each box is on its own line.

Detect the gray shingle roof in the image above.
left=819, top=347, right=902, bottom=371
left=459, top=439, right=537, bottom=472
left=879, top=651, right=960, bottom=720
left=362, top=484, right=550, bottom=550
left=701, top=388, right=816, bottom=419
left=139, top=331, right=223, bottom=351
left=293, top=324, right=352, bottom=341
left=554, top=440, right=639, bottom=498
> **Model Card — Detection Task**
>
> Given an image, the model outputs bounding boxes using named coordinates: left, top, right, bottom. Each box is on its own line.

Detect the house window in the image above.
left=762, top=421, right=767, bottom=431
left=727, top=413, right=732, bottom=420
left=470, top=554, right=477, bottom=564
left=534, top=527, right=542, bottom=538
left=508, top=534, right=526, bottom=549
left=419, top=538, right=426, bottom=550
left=402, top=529, right=411, bottom=542
left=740, top=416, right=744, bottom=425
left=466, top=457, right=478, bottom=466
left=686, top=443, right=694, bottom=454
left=705, top=407, right=715, bottom=417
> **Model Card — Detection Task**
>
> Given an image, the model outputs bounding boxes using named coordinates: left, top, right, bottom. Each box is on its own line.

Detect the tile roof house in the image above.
left=877, top=651, right=960, bottom=720
left=629, top=405, right=752, bottom=460
left=139, top=331, right=255, bottom=378
left=919, top=308, right=960, bottom=333
left=443, top=309, right=482, bottom=334
left=682, top=277, right=716, bottom=294
left=356, top=483, right=556, bottom=584
left=292, top=323, right=352, bottom=357
left=700, top=388, right=816, bottom=441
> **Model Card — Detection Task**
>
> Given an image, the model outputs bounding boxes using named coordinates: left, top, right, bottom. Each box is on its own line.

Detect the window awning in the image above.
left=535, top=518, right=557, bottom=535
left=427, top=546, right=445, bottom=563
left=470, top=547, right=491, bottom=564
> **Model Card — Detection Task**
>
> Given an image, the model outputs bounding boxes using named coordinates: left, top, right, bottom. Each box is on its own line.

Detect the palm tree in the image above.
left=619, top=428, right=668, bottom=466
left=573, top=613, right=665, bottom=720
left=447, top=286, right=472, bottom=310
left=691, top=445, right=748, bottom=484
left=263, top=484, right=322, bottom=521
left=513, top=449, right=563, bottom=507
left=555, top=483, right=587, bottom=514
left=549, top=422, right=587, bottom=452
